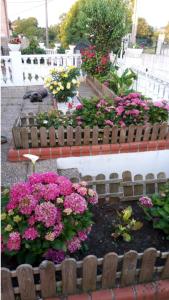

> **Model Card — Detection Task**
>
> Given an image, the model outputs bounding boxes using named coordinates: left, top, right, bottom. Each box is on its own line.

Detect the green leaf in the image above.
left=122, top=232, right=131, bottom=242
left=122, top=206, right=132, bottom=222
left=132, top=221, right=143, bottom=231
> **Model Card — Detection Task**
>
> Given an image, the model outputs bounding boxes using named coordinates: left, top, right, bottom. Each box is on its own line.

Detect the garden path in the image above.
left=1, top=81, right=96, bottom=186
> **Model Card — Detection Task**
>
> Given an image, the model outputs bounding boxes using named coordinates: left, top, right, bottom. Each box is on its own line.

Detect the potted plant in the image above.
left=44, top=66, right=80, bottom=113
left=8, top=37, right=21, bottom=51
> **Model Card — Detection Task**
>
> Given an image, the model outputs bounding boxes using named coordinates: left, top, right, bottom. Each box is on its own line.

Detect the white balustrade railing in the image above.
left=1, top=51, right=82, bottom=86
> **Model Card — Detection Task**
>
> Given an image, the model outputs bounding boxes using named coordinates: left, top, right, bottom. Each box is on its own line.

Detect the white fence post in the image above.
left=9, top=50, right=23, bottom=85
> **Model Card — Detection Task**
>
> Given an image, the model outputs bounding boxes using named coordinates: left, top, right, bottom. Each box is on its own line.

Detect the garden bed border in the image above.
left=86, top=75, right=116, bottom=98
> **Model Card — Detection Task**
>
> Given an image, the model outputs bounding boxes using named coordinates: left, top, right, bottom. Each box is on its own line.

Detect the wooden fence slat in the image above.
left=127, top=125, right=136, bottom=143
left=12, top=127, right=22, bottom=148
left=122, top=171, right=133, bottom=197
left=159, top=123, right=168, bottom=140
left=102, top=253, right=118, bottom=289
left=39, top=260, right=56, bottom=298
left=16, top=264, right=36, bottom=300
left=57, top=126, right=64, bottom=146
left=96, top=174, right=106, bottom=195
left=139, top=248, right=157, bottom=283
left=145, top=173, right=155, bottom=194
left=92, top=126, right=99, bottom=145
left=49, top=126, right=56, bottom=147
left=40, top=127, right=48, bottom=147
left=67, top=126, right=74, bottom=146
left=20, top=127, right=29, bottom=149
left=61, top=259, right=77, bottom=294
left=103, top=126, right=110, bottom=144
left=134, top=174, right=143, bottom=195
left=82, top=255, right=97, bottom=292
left=75, top=126, right=82, bottom=146
left=135, top=125, right=144, bottom=142
left=151, top=123, right=160, bottom=140
left=84, top=127, right=91, bottom=145
left=143, top=125, right=152, bottom=141
left=31, top=127, right=39, bottom=148
left=121, top=251, right=138, bottom=287
left=161, top=254, right=169, bottom=279
left=111, top=126, right=118, bottom=143
left=119, top=127, right=127, bottom=143
left=1, top=268, right=15, bottom=300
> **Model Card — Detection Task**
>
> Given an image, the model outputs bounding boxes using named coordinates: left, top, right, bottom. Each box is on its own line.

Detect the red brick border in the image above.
left=45, top=280, right=169, bottom=300
left=8, top=140, right=169, bottom=162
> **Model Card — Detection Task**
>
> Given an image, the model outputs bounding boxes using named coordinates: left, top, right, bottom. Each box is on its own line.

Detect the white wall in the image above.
left=57, top=150, right=169, bottom=178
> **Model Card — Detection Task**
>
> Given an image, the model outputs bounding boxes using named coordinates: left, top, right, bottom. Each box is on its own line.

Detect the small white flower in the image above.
left=43, top=120, right=48, bottom=124
left=23, top=154, right=39, bottom=164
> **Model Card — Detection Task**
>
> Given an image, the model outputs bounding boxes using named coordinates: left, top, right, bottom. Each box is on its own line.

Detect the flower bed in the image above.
left=1, top=171, right=169, bottom=299
left=12, top=93, right=169, bottom=149
left=86, top=75, right=115, bottom=98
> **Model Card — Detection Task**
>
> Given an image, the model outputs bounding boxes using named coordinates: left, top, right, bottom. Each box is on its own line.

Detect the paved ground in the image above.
left=1, top=82, right=96, bottom=186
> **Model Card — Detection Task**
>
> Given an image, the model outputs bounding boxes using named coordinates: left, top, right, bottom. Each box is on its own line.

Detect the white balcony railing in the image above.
left=1, top=51, right=82, bottom=86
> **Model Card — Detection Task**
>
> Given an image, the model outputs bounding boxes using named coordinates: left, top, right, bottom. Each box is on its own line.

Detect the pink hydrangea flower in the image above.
left=54, top=223, right=64, bottom=238
left=18, top=195, right=37, bottom=215
left=23, top=227, right=39, bottom=240
left=78, top=230, right=88, bottom=241
left=7, top=232, right=21, bottom=251
left=67, top=236, right=81, bottom=253
left=77, top=186, right=87, bottom=196
left=139, top=196, right=153, bottom=208
left=119, top=120, right=126, bottom=127
left=35, top=202, right=59, bottom=227
left=28, top=173, right=43, bottom=185
left=154, top=101, right=163, bottom=108
left=42, top=172, right=59, bottom=184
left=105, top=120, right=114, bottom=126
left=31, top=183, right=46, bottom=200
left=28, top=215, right=36, bottom=226
left=88, top=194, right=98, bottom=205
left=7, top=182, right=32, bottom=210
left=72, top=183, right=81, bottom=190
left=116, top=106, right=124, bottom=115
left=57, top=176, right=73, bottom=196
left=44, top=184, right=60, bottom=201
left=64, top=193, right=87, bottom=214
left=76, top=104, right=83, bottom=110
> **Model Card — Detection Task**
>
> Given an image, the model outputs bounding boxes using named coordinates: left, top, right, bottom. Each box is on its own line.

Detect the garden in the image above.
left=2, top=0, right=169, bottom=299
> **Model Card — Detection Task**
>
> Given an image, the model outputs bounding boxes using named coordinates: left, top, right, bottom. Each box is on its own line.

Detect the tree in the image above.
left=59, top=0, right=131, bottom=53
left=12, top=17, right=39, bottom=39
left=164, top=22, right=169, bottom=42
left=136, top=18, right=154, bottom=38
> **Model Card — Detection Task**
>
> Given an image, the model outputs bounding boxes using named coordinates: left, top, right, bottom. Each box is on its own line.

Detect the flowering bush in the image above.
left=139, top=184, right=169, bottom=239
left=1, top=173, right=98, bottom=264
left=81, top=46, right=111, bottom=76
left=36, top=95, right=169, bottom=129
left=44, top=66, right=80, bottom=102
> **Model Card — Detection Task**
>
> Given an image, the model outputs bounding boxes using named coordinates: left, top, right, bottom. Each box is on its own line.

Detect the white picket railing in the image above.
left=1, top=51, right=82, bottom=86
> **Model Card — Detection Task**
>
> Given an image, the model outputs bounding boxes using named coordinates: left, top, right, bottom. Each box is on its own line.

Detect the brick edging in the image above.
left=45, top=280, right=169, bottom=299
left=8, top=140, right=169, bottom=162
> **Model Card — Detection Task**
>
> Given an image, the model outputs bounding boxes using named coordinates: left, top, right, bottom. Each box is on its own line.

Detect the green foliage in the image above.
left=140, top=184, right=169, bottom=239
left=148, top=101, right=169, bottom=124
left=137, top=18, right=154, bottom=38
left=12, top=17, right=39, bottom=39
left=164, top=22, right=169, bottom=42
left=37, top=109, right=74, bottom=129
left=112, top=206, right=143, bottom=242
left=98, top=67, right=137, bottom=95
left=21, top=39, right=45, bottom=54
left=59, top=0, right=131, bottom=52
left=57, top=46, right=66, bottom=54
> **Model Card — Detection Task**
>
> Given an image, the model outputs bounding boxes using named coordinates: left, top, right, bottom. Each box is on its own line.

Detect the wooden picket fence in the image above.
left=12, top=113, right=169, bottom=149
left=79, top=170, right=168, bottom=203
left=2, top=248, right=169, bottom=300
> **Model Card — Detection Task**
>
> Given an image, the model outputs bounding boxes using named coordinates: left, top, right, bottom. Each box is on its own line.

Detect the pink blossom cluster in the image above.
left=2, top=172, right=97, bottom=258
left=139, top=196, right=153, bottom=208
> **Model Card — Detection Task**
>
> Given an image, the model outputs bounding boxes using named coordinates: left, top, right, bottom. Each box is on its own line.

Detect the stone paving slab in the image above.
left=1, top=82, right=96, bottom=186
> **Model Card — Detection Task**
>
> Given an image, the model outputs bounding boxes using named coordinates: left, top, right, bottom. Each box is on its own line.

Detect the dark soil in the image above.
left=2, top=202, right=169, bottom=270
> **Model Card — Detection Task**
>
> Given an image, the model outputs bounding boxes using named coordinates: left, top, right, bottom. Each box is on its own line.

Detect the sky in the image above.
left=6, top=0, right=169, bottom=28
